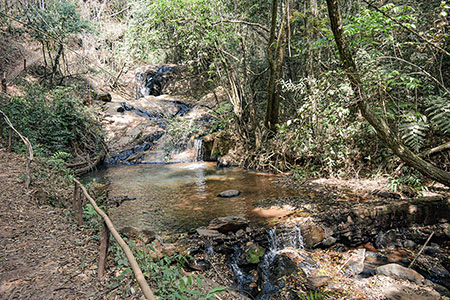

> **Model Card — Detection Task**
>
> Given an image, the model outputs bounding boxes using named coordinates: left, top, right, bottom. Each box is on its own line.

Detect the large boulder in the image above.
left=377, top=263, right=425, bottom=284
left=381, top=283, right=440, bottom=300
left=207, top=216, right=249, bottom=233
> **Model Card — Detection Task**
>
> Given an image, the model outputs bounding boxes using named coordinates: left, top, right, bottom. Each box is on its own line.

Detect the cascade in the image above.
left=193, top=138, right=204, bottom=161
left=230, top=225, right=305, bottom=300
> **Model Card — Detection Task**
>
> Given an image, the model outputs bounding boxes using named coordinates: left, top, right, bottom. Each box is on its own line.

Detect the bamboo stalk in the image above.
left=73, top=178, right=156, bottom=300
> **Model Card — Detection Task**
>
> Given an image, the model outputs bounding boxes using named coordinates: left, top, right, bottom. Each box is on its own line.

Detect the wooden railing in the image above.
left=72, top=179, right=157, bottom=300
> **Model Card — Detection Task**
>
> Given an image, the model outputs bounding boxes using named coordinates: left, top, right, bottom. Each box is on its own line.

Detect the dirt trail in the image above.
left=0, top=149, right=108, bottom=299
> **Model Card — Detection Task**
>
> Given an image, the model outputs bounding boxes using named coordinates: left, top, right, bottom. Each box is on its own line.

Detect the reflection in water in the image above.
left=85, top=162, right=295, bottom=233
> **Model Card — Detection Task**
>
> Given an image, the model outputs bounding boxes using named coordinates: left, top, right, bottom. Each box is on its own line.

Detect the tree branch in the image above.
left=379, top=56, right=450, bottom=94
left=362, top=0, right=450, bottom=57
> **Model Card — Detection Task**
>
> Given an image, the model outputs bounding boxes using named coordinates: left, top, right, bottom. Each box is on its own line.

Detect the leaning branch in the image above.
left=0, top=109, right=33, bottom=189
left=379, top=56, right=450, bottom=95
left=73, top=179, right=157, bottom=300
left=363, top=0, right=450, bottom=57
left=326, top=0, right=450, bottom=187
left=213, top=19, right=270, bottom=33
left=422, top=141, right=450, bottom=157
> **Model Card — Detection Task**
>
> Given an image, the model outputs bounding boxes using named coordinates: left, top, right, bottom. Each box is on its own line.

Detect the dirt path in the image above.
left=0, top=149, right=108, bottom=299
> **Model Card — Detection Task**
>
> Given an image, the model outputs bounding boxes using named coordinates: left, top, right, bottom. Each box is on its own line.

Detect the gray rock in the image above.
left=271, top=254, right=299, bottom=280
left=207, top=216, right=249, bottom=233
left=377, top=263, right=425, bottom=284
left=403, top=240, right=416, bottom=248
left=96, top=92, right=112, bottom=102
left=300, top=224, right=325, bottom=248
left=188, top=259, right=211, bottom=271
left=306, top=276, right=331, bottom=289
left=444, top=223, right=450, bottom=239
left=346, top=248, right=366, bottom=276
left=432, top=283, right=450, bottom=297
left=196, top=228, right=226, bottom=239
left=119, top=226, right=156, bottom=244
left=218, top=190, right=241, bottom=198
left=382, top=283, right=440, bottom=300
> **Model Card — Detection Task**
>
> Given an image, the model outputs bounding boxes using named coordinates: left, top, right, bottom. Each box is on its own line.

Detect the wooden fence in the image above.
left=73, top=179, right=157, bottom=300
left=0, top=108, right=156, bottom=299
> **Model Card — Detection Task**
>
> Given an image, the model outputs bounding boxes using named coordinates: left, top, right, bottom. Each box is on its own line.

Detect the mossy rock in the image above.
left=245, top=244, right=265, bottom=264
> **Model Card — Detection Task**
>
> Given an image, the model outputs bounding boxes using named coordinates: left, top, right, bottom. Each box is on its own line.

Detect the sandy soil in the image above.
left=0, top=149, right=110, bottom=299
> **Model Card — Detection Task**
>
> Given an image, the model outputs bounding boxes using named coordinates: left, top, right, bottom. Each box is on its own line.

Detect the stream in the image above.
left=84, top=162, right=296, bottom=234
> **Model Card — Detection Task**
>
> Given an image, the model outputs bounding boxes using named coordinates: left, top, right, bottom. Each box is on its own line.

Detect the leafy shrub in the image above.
left=110, top=239, right=225, bottom=299
left=2, top=83, right=103, bottom=158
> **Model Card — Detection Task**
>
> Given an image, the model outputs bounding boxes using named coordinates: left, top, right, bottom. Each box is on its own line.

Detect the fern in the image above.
left=300, top=290, right=325, bottom=300
left=399, top=112, right=428, bottom=152
left=426, top=96, right=450, bottom=135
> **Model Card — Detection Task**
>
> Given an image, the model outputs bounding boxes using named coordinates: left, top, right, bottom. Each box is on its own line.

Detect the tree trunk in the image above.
left=265, top=0, right=289, bottom=131
left=325, top=0, right=450, bottom=187
left=52, top=43, right=64, bottom=78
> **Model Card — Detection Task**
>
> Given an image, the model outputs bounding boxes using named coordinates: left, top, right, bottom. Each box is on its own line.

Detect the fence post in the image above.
left=73, top=182, right=79, bottom=213
left=77, top=187, right=83, bottom=226
left=98, top=220, right=110, bottom=278
left=73, top=182, right=83, bottom=225
left=0, top=121, right=3, bottom=147
left=1, top=72, right=6, bottom=93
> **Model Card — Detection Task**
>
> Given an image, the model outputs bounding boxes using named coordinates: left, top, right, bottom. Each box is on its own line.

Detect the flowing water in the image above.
left=84, top=162, right=296, bottom=233
left=230, top=225, right=309, bottom=299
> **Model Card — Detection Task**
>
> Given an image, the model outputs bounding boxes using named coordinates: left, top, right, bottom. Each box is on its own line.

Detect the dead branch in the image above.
left=73, top=178, right=156, bottom=300
left=0, top=109, right=33, bottom=189
left=408, top=231, right=434, bottom=268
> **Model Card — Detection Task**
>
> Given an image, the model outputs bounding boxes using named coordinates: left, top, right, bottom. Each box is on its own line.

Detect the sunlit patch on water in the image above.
left=84, top=163, right=296, bottom=233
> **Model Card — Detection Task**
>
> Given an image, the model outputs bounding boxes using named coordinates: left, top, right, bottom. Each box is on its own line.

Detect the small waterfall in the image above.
left=193, top=138, right=204, bottom=161
left=259, top=226, right=304, bottom=299
left=267, top=225, right=304, bottom=251
left=230, top=225, right=305, bottom=300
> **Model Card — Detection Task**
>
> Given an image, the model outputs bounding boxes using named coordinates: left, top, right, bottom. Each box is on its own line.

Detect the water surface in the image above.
left=85, top=162, right=295, bottom=233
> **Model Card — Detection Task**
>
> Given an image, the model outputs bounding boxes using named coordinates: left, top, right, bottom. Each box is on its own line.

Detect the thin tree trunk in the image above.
left=265, top=0, right=290, bottom=131
left=52, top=44, right=63, bottom=77
left=325, top=0, right=450, bottom=187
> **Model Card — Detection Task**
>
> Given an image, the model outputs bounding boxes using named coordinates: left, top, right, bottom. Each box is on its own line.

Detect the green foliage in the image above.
left=110, top=240, right=225, bottom=299
left=209, top=102, right=234, bottom=133
left=2, top=83, right=102, bottom=158
left=21, top=0, right=90, bottom=43
left=123, top=0, right=237, bottom=65
left=299, top=290, right=325, bottom=300
left=269, top=75, right=371, bottom=176
left=399, top=112, right=428, bottom=152
left=426, top=96, right=450, bottom=135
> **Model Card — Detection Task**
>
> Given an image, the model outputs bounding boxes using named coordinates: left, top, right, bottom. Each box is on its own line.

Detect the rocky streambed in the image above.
left=90, top=64, right=450, bottom=299
left=178, top=191, right=450, bottom=300
left=100, top=176, right=449, bottom=300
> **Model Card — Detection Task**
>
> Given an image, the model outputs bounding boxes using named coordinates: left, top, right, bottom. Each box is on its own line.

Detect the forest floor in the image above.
left=0, top=149, right=115, bottom=300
